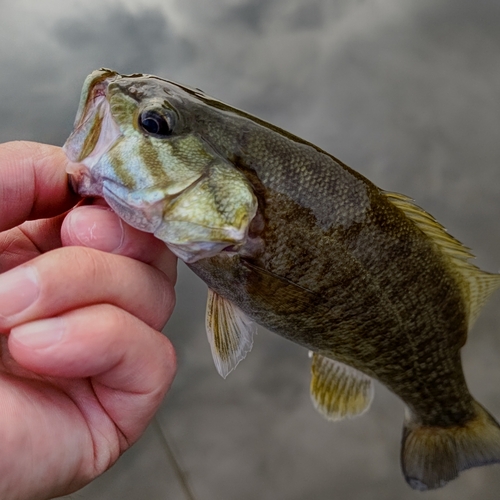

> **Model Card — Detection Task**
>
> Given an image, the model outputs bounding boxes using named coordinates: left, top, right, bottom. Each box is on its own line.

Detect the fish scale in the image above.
left=64, top=68, right=500, bottom=491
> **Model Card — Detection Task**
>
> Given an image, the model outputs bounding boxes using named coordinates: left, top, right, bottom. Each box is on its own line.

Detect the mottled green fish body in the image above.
left=64, top=69, right=500, bottom=491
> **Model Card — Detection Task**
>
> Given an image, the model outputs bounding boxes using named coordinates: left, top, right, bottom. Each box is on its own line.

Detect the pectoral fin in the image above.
left=206, top=288, right=256, bottom=378
left=310, top=352, right=374, bottom=421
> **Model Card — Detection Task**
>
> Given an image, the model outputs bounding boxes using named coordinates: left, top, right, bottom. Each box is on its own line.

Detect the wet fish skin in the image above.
left=190, top=119, right=471, bottom=423
left=64, top=69, right=500, bottom=491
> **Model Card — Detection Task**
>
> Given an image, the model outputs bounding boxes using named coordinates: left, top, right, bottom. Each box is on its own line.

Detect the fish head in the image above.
left=64, top=69, right=258, bottom=263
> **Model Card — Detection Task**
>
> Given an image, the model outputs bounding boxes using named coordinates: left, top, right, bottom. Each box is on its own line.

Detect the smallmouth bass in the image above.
left=64, top=69, right=500, bottom=491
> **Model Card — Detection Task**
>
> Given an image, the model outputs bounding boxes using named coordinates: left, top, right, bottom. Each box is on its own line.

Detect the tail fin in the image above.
left=401, top=401, right=500, bottom=490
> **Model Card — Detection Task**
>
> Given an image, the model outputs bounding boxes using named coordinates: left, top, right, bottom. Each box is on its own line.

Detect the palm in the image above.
left=0, top=342, right=107, bottom=495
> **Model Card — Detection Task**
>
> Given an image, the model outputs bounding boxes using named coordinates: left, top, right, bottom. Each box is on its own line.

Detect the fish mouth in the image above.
left=63, top=70, right=123, bottom=194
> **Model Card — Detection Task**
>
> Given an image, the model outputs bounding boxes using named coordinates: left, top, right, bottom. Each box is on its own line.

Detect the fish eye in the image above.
left=138, top=109, right=174, bottom=138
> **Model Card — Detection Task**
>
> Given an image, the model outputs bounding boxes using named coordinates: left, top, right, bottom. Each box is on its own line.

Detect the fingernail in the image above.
left=67, top=206, right=124, bottom=252
left=11, top=317, right=66, bottom=349
left=0, top=266, right=39, bottom=318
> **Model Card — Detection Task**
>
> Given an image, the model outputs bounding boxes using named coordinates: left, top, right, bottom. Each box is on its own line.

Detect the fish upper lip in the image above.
left=72, top=69, right=119, bottom=127
left=74, top=80, right=109, bottom=130
left=63, top=78, right=122, bottom=165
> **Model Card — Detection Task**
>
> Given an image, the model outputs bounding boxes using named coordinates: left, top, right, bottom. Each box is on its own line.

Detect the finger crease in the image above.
left=17, top=225, right=44, bottom=254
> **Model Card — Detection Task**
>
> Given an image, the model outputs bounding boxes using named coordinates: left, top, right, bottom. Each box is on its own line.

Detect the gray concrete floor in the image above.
left=1, top=0, right=500, bottom=498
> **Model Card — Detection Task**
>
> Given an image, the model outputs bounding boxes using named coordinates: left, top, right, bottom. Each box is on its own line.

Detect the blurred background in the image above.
left=1, top=0, right=500, bottom=498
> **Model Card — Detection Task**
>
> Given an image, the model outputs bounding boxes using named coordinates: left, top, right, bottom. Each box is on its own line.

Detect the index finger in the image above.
left=0, top=141, right=79, bottom=232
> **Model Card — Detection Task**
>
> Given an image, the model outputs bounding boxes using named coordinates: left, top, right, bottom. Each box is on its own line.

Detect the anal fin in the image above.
left=310, top=352, right=374, bottom=421
left=206, top=288, right=256, bottom=379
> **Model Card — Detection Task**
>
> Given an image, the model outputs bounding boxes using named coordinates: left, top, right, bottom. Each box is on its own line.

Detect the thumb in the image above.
left=61, top=204, right=177, bottom=284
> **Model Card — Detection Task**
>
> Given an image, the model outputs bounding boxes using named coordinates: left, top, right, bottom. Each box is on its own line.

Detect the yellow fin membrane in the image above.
left=206, top=288, right=257, bottom=378
left=402, top=401, right=500, bottom=490
left=310, top=352, right=374, bottom=421
left=384, top=191, right=500, bottom=327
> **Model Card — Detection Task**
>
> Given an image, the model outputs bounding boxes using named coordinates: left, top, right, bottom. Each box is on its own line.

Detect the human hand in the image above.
left=0, top=141, right=177, bottom=500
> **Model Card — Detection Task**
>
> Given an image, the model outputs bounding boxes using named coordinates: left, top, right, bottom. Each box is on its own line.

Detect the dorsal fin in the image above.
left=384, top=191, right=500, bottom=327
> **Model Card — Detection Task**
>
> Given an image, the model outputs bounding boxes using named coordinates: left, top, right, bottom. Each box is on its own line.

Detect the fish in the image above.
left=63, top=68, right=500, bottom=491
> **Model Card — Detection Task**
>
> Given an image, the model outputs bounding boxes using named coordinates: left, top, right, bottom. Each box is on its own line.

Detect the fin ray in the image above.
left=384, top=191, right=500, bottom=327
left=310, top=352, right=374, bottom=421
left=401, top=401, right=500, bottom=490
left=206, top=288, right=256, bottom=378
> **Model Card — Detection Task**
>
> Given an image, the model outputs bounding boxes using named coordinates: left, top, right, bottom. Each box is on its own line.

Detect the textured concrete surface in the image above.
left=1, top=1, right=500, bottom=499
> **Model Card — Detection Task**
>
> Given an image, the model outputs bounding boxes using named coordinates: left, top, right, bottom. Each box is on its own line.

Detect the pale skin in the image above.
left=0, top=141, right=178, bottom=500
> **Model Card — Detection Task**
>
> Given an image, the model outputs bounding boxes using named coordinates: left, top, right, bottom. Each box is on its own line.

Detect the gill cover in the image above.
left=64, top=69, right=258, bottom=263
